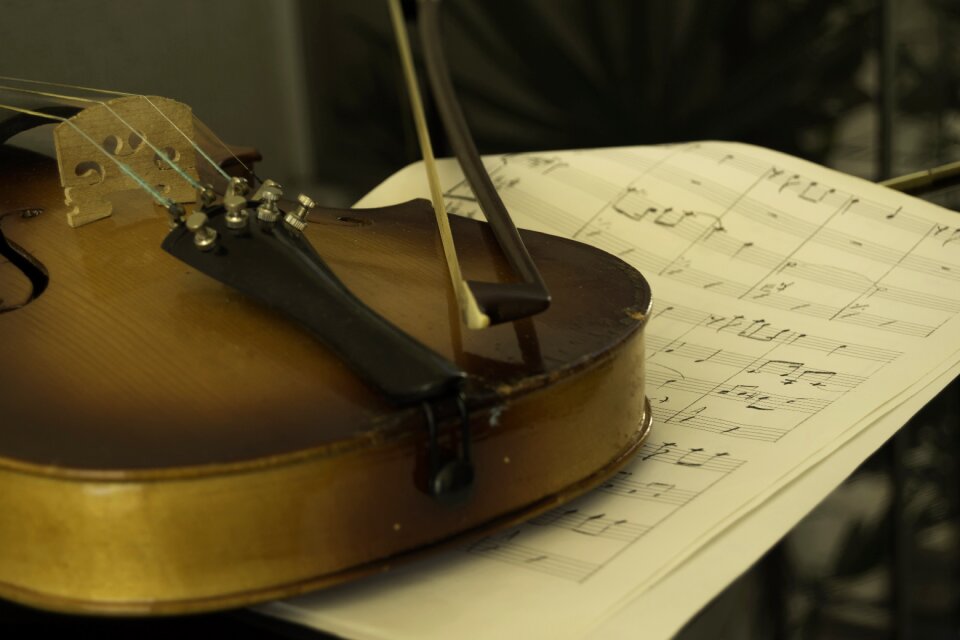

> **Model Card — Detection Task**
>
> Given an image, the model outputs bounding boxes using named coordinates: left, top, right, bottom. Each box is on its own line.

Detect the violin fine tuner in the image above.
left=223, top=177, right=251, bottom=229
left=284, top=193, right=315, bottom=231
left=255, top=182, right=283, bottom=223
left=230, top=176, right=251, bottom=196
left=223, top=194, right=248, bottom=230
left=199, top=184, right=218, bottom=208
left=166, top=202, right=186, bottom=229
left=185, top=211, right=217, bottom=251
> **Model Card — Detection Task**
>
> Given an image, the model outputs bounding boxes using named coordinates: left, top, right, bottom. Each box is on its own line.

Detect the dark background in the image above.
left=1, top=0, right=958, bottom=637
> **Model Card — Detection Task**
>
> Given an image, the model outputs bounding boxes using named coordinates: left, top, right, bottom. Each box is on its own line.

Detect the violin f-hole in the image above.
left=0, top=213, right=49, bottom=312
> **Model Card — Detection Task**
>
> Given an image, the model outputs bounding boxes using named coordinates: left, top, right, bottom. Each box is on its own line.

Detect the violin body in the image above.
left=0, top=144, right=651, bottom=614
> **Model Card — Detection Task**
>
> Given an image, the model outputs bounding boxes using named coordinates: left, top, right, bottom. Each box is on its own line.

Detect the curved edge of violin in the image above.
left=0, top=404, right=651, bottom=616
left=0, top=313, right=652, bottom=615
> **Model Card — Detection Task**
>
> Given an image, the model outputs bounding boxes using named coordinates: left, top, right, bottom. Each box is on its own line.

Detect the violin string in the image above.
left=136, top=95, right=235, bottom=183
left=0, top=103, right=174, bottom=209
left=0, top=76, right=247, bottom=182
left=0, top=76, right=237, bottom=182
left=0, top=84, right=207, bottom=193
left=0, top=76, right=242, bottom=179
left=387, top=0, right=489, bottom=330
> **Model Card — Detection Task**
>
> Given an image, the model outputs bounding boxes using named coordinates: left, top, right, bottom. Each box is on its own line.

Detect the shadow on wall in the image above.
left=305, top=0, right=876, bottom=202
left=0, top=0, right=315, bottom=196
left=3, top=1, right=956, bottom=207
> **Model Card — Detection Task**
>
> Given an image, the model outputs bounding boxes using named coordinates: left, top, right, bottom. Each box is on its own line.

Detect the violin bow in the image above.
left=388, top=0, right=551, bottom=330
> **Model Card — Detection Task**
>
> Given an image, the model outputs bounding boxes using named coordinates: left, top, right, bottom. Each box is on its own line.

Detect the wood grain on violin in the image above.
left=0, top=146, right=652, bottom=613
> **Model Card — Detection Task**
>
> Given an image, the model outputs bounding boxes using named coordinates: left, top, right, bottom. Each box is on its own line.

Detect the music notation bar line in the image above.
left=529, top=509, right=651, bottom=543
left=653, top=300, right=903, bottom=363
left=523, top=146, right=960, bottom=340
left=636, top=442, right=744, bottom=473
left=645, top=335, right=868, bottom=391
left=646, top=369, right=832, bottom=414
left=655, top=407, right=788, bottom=442
left=601, top=178, right=960, bottom=306
left=599, top=471, right=699, bottom=506
left=587, top=222, right=944, bottom=337
left=465, top=539, right=599, bottom=583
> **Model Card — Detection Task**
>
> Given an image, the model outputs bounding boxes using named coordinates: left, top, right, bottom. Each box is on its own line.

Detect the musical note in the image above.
left=737, top=319, right=791, bottom=342
left=641, top=441, right=675, bottom=461
left=694, top=348, right=721, bottom=363
left=677, top=406, right=707, bottom=423
left=660, top=407, right=788, bottom=441
left=732, top=241, right=754, bottom=259
left=636, top=442, right=743, bottom=473
left=654, top=208, right=695, bottom=228
left=675, top=448, right=709, bottom=466
left=798, top=181, right=836, bottom=203
left=717, top=384, right=759, bottom=398
left=465, top=538, right=598, bottom=582
left=747, top=360, right=802, bottom=376
left=529, top=510, right=650, bottom=543
left=600, top=474, right=697, bottom=506
left=655, top=300, right=902, bottom=363
left=543, top=162, right=568, bottom=175
left=779, top=174, right=802, bottom=192
left=942, top=228, right=960, bottom=248
left=663, top=257, right=692, bottom=276
left=796, top=370, right=837, bottom=388
left=660, top=340, right=685, bottom=354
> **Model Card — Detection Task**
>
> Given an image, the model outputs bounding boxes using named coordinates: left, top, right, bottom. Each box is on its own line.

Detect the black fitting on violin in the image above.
left=161, top=202, right=466, bottom=405
left=416, top=0, right=551, bottom=324
left=421, top=394, right=474, bottom=505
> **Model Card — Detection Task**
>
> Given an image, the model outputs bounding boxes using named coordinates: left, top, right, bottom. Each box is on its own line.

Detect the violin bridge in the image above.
left=53, top=96, right=199, bottom=228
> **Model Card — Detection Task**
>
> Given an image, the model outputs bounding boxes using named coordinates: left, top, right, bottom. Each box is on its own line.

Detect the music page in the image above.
left=262, top=143, right=960, bottom=639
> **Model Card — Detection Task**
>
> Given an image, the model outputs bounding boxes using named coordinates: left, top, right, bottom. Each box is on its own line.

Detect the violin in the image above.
left=0, top=1, right=651, bottom=615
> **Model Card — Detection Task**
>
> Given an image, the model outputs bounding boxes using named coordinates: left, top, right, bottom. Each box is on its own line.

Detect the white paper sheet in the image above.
left=262, top=143, right=960, bottom=639
left=591, top=355, right=960, bottom=639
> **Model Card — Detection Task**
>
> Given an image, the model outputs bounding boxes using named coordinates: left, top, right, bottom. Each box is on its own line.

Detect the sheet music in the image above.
left=263, top=142, right=960, bottom=639
left=594, top=357, right=960, bottom=640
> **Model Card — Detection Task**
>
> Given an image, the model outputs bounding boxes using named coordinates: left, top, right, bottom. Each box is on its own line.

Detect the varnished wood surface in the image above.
left=0, top=147, right=649, bottom=470
left=0, top=241, right=32, bottom=309
left=0, top=145, right=651, bottom=613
